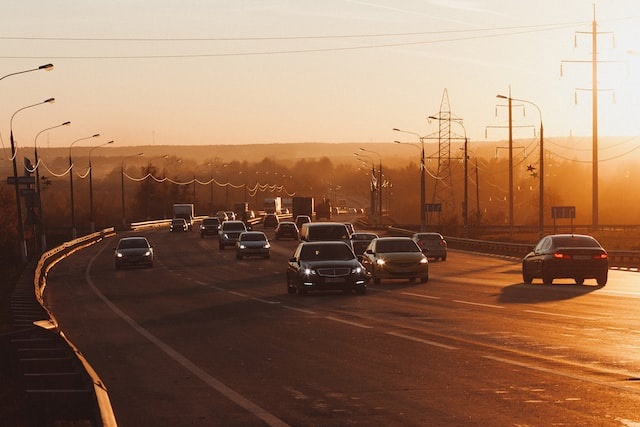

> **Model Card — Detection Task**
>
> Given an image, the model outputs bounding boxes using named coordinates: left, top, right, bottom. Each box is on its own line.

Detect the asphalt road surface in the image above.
left=44, top=225, right=640, bottom=426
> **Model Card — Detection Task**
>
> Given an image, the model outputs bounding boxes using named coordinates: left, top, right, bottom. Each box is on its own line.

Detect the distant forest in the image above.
left=2, top=137, right=640, bottom=261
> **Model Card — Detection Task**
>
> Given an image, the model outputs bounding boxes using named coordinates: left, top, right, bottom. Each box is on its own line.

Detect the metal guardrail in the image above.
left=387, top=227, right=640, bottom=269
left=5, top=228, right=118, bottom=426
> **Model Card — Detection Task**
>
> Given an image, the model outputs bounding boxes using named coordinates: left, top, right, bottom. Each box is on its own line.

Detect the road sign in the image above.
left=6, top=176, right=35, bottom=186
left=551, top=206, right=576, bottom=219
left=425, top=203, right=442, bottom=213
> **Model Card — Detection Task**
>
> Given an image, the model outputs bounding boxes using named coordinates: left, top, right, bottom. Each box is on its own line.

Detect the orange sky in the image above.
left=1, top=0, right=639, bottom=156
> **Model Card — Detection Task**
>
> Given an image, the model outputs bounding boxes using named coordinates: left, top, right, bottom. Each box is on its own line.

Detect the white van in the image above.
left=299, top=222, right=353, bottom=249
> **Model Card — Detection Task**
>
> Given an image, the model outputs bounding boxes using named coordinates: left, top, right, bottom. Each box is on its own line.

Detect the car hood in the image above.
left=116, top=247, right=151, bottom=255
left=374, top=252, right=425, bottom=262
left=299, top=259, right=360, bottom=269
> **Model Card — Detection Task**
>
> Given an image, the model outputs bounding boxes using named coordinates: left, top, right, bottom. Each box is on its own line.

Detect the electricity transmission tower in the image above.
left=427, top=89, right=466, bottom=224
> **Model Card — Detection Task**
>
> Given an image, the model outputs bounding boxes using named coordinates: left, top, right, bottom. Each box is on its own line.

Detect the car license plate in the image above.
left=575, top=255, right=590, bottom=260
left=325, top=277, right=345, bottom=283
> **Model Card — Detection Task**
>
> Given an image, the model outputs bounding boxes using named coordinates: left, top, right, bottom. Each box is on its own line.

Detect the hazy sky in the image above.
left=1, top=0, right=640, bottom=151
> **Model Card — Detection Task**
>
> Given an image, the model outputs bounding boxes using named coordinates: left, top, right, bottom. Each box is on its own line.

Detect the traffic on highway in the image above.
left=43, top=215, right=640, bottom=426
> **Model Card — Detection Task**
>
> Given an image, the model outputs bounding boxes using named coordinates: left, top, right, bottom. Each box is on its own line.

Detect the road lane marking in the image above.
left=228, top=291, right=248, bottom=297
left=325, top=316, right=373, bottom=329
left=281, top=305, right=316, bottom=314
left=386, top=332, right=458, bottom=350
left=401, top=292, right=441, bottom=299
left=253, top=298, right=280, bottom=305
left=453, top=300, right=504, bottom=309
left=523, top=310, right=594, bottom=321
left=86, top=243, right=289, bottom=427
left=481, top=355, right=638, bottom=392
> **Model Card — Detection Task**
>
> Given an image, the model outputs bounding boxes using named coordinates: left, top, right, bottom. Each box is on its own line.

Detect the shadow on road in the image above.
left=497, top=281, right=603, bottom=304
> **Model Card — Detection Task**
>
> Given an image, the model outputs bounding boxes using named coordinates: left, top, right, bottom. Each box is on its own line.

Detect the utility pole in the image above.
left=561, top=5, right=618, bottom=231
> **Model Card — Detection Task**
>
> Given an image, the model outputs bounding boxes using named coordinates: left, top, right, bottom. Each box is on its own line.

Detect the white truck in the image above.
left=173, top=203, right=194, bottom=230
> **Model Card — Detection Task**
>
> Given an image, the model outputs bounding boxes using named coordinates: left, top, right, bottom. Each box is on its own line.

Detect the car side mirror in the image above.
left=289, top=257, right=297, bottom=263
left=365, top=249, right=373, bottom=254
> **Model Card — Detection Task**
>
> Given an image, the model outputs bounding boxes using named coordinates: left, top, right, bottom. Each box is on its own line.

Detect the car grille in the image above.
left=387, top=261, right=418, bottom=269
left=317, top=267, right=351, bottom=277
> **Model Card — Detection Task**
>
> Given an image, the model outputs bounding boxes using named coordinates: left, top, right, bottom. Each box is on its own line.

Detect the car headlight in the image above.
left=303, top=268, right=316, bottom=276
left=239, top=244, right=247, bottom=249
left=420, top=257, right=428, bottom=264
left=144, top=250, right=152, bottom=257
left=263, top=243, right=271, bottom=249
left=376, top=258, right=385, bottom=266
left=352, top=266, right=363, bottom=274
left=115, top=252, right=123, bottom=258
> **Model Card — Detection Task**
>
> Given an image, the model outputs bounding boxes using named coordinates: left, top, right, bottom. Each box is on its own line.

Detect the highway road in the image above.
left=43, top=224, right=640, bottom=426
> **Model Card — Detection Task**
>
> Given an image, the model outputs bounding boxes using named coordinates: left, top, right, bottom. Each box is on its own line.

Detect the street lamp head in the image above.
left=62, top=121, right=71, bottom=126
left=43, top=97, right=55, bottom=104
left=496, top=94, right=508, bottom=99
left=92, top=133, right=100, bottom=138
left=392, top=128, right=400, bottom=131
left=39, top=64, right=54, bottom=71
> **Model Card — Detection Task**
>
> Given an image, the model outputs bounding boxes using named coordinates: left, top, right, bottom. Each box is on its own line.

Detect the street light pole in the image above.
left=2, top=64, right=54, bottom=261
left=34, top=121, right=71, bottom=252
left=393, top=128, right=426, bottom=231
left=69, top=134, right=100, bottom=239
left=88, top=140, right=114, bottom=232
left=497, top=94, right=544, bottom=236
left=121, top=152, right=144, bottom=229
left=360, top=148, right=382, bottom=225
left=9, top=98, right=56, bottom=261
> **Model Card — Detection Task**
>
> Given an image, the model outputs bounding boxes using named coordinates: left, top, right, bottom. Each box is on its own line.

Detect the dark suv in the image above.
left=219, top=220, right=247, bottom=249
left=200, top=217, right=221, bottom=238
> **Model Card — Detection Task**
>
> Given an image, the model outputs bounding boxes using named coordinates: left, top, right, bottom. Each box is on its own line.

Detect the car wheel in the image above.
left=597, top=272, right=608, bottom=286
left=522, top=265, right=533, bottom=284
left=115, top=263, right=120, bottom=270
left=236, top=253, right=242, bottom=260
left=356, top=285, right=366, bottom=295
left=373, top=277, right=381, bottom=285
left=420, top=276, right=428, bottom=283
left=542, top=268, right=554, bottom=285
left=297, top=285, right=307, bottom=296
left=265, top=253, right=270, bottom=259
left=575, top=277, right=584, bottom=285
left=219, top=244, right=224, bottom=250
left=287, top=279, right=297, bottom=294
left=441, top=255, right=447, bottom=261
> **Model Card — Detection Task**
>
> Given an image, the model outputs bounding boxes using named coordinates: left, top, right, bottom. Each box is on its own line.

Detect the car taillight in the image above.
left=439, top=240, right=446, bottom=246
left=593, top=253, right=608, bottom=260
left=553, top=252, right=572, bottom=259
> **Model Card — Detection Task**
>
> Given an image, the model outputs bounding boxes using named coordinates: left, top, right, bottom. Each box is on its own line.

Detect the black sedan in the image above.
left=114, top=236, right=154, bottom=269
left=286, top=241, right=367, bottom=296
left=522, top=234, right=609, bottom=285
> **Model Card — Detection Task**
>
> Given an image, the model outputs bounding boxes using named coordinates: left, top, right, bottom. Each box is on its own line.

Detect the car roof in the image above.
left=119, top=236, right=147, bottom=241
left=240, top=231, right=266, bottom=236
left=301, top=240, right=350, bottom=247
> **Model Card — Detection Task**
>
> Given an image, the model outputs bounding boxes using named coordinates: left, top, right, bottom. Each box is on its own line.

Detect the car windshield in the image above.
left=203, top=219, right=218, bottom=225
left=376, top=239, right=419, bottom=253
left=118, top=238, right=148, bottom=249
left=224, top=223, right=246, bottom=231
left=300, top=244, right=354, bottom=261
left=353, top=233, right=375, bottom=240
left=552, top=236, right=600, bottom=248
left=241, top=233, right=266, bottom=242
left=310, top=225, right=349, bottom=240
left=416, top=234, right=441, bottom=240
left=172, top=219, right=184, bottom=224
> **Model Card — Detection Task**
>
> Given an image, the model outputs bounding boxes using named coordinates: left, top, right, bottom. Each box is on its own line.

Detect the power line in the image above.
left=0, top=22, right=592, bottom=59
